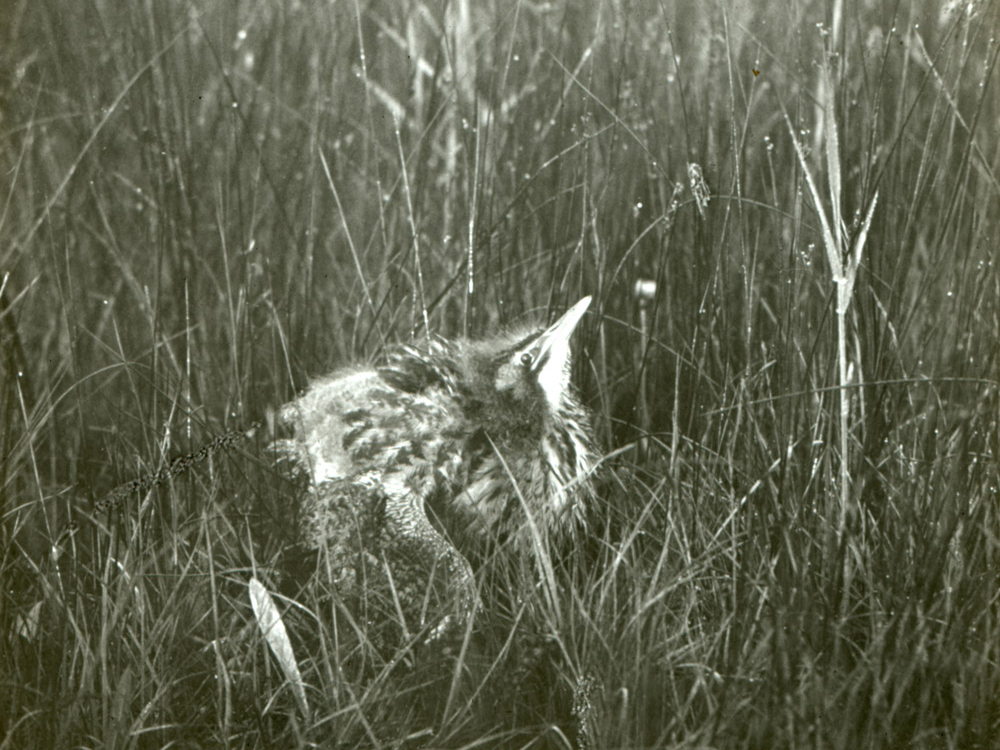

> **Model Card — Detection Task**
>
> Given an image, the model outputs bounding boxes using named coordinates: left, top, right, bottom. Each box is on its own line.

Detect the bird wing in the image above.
left=275, top=359, right=464, bottom=486
left=273, top=346, right=477, bottom=639
left=274, top=369, right=384, bottom=482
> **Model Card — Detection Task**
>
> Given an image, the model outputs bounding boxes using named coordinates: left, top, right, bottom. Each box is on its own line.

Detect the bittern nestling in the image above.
left=273, top=296, right=597, bottom=637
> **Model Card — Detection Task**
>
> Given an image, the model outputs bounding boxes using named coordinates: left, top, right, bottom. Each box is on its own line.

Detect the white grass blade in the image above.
left=852, top=190, right=878, bottom=274
left=15, top=601, right=43, bottom=641
left=362, top=76, right=406, bottom=121
left=249, top=577, right=309, bottom=718
left=843, top=191, right=879, bottom=310
left=782, top=110, right=841, bottom=278
left=822, top=60, right=844, bottom=244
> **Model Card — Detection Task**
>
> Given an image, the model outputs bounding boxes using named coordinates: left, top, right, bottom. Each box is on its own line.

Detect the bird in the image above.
left=272, top=296, right=597, bottom=641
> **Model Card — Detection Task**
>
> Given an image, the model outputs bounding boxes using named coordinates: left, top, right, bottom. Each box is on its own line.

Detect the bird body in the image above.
left=273, top=297, right=596, bottom=637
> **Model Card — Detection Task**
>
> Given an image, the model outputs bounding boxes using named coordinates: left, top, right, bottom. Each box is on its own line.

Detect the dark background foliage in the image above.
left=2, top=0, right=997, bottom=747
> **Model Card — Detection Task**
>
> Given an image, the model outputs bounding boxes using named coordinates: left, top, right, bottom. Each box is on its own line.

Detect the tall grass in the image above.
left=2, top=0, right=998, bottom=747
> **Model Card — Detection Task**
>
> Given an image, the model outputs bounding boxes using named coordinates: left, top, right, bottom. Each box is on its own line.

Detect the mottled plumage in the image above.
left=273, top=297, right=597, bottom=637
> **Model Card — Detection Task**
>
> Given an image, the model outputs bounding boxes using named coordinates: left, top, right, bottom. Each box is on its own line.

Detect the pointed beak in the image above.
left=532, top=296, right=591, bottom=368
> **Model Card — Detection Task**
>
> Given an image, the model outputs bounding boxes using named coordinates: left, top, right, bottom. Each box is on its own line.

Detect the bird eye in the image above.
left=519, top=352, right=534, bottom=366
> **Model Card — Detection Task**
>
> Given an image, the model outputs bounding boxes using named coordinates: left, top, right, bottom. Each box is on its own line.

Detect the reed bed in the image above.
left=2, top=1, right=997, bottom=747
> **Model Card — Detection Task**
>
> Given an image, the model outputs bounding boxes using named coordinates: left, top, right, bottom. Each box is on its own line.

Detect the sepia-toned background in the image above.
left=2, top=0, right=997, bottom=747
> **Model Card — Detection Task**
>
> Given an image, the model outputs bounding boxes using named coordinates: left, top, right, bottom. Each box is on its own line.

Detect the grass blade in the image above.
left=249, top=577, right=309, bottom=719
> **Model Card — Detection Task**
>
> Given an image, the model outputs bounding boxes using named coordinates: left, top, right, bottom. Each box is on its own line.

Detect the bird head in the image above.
left=462, top=297, right=592, bottom=439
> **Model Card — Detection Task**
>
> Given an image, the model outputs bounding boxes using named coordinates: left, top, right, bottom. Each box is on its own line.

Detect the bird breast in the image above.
left=446, top=433, right=580, bottom=542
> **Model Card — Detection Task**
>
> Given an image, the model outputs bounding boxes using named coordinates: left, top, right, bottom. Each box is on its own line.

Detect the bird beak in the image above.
left=532, top=296, right=592, bottom=371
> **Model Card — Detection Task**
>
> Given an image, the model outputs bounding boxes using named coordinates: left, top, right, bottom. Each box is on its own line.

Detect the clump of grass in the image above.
left=2, top=0, right=998, bottom=748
